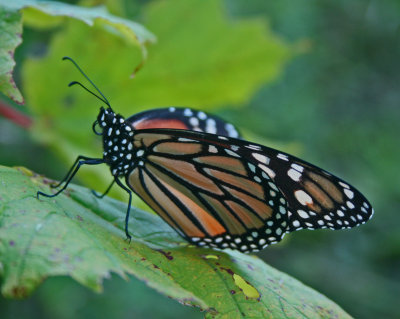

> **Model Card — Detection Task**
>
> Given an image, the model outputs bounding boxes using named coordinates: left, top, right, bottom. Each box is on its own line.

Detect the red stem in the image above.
left=0, top=100, right=32, bottom=129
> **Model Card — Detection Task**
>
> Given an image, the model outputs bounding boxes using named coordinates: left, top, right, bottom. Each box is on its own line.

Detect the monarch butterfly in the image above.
left=37, top=57, right=374, bottom=253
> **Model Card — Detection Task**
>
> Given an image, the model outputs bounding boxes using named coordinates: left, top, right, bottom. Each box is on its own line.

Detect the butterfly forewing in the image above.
left=125, top=129, right=373, bottom=252
left=252, top=149, right=374, bottom=232
left=127, top=130, right=292, bottom=252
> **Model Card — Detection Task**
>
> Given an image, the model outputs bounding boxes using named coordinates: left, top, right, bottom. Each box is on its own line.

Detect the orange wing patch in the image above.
left=154, top=142, right=202, bottom=155
left=194, top=156, right=248, bottom=176
left=303, top=180, right=334, bottom=211
left=134, top=133, right=172, bottom=148
left=223, top=185, right=273, bottom=220
left=133, top=119, right=189, bottom=130
left=200, top=193, right=247, bottom=235
left=203, top=168, right=265, bottom=200
left=225, top=200, right=264, bottom=229
left=129, top=168, right=205, bottom=238
left=149, top=155, right=224, bottom=195
left=158, top=179, right=226, bottom=237
left=307, top=171, right=344, bottom=204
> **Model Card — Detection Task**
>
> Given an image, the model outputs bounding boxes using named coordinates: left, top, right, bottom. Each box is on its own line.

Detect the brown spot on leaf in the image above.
left=219, top=267, right=234, bottom=276
left=157, top=249, right=174, bottom=260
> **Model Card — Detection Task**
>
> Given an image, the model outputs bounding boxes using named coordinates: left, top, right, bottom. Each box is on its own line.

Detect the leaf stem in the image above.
left=0, top=99, right=32, bottom=129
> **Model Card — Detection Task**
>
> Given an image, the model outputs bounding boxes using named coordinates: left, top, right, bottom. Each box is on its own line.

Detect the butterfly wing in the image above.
left=126, top=107, right=241, bottom=138
left=245, top=144, right=374, bottom=232
left=125, top=129, right=373, bottom=252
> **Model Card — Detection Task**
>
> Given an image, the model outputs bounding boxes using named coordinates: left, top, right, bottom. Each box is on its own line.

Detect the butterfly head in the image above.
left=96, top=107, right=136, bottom=176
left=96, top=107, right=116, bottom=129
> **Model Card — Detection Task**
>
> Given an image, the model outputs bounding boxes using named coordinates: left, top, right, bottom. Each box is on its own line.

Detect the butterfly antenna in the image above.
left=62, top=56, right=111, bottom=109
left=68, top=81, right=109, bottom=106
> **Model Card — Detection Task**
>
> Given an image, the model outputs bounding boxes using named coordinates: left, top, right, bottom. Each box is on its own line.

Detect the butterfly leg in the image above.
left=37, top=158, right=104, bottom=199
left=50, top=155, right=94, bottom=188
left=92, top=180, right=115, bottom=198
left=114, top=178, right=133, bottom=241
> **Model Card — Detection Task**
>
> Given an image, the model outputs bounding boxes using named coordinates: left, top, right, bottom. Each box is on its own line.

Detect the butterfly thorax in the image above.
left=97, top=107, right=136, bottom=177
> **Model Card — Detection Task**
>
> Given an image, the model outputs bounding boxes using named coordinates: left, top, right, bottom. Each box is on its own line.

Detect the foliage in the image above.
left=19, top=0, right=293, bottom=203
left=0, top=5, right=23, bottom=103
left=0, top=165, right=352, bottom=318
left=0, top=0, right=155, bottom=104
left=1, top=0, right=398, bottom=318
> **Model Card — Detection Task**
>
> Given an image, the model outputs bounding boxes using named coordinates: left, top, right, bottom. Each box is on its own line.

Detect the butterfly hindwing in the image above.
left=126, top=107, right=241, bottom=138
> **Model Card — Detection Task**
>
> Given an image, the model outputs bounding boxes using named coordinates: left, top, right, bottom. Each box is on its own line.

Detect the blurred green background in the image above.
left=1, top=0, right=399, bottom=318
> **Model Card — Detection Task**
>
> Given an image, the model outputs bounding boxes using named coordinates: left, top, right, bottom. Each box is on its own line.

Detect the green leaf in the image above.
left=0, top=6, right=23, bottom=104
left=0, top=165, right=352, bottom=318
left=0, top=0, right=155, bottom=104
left=22, top=0, right=294, bottom=200
left=127, top=0, right=293, bottom=108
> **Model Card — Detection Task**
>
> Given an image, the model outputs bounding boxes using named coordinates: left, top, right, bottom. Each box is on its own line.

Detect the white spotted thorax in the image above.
left=97, top=107, right=136, bottom=177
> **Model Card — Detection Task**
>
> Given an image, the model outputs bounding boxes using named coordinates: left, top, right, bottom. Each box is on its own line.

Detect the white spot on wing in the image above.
left=277, top=153, right=289, bottom=161
left=291, top=163, right=304, bottom=172
left=248, top=163, right=256, bottom=173
left=245, top=144, right=262, bottom=151
left=137, top=150, right=144, bottom=157
left=297, top=210, right=310, bottom=219
left=209, top=145, right=218, bottom=153
left=197, top=111, right=207, bottom=120
left=184, top=108, right=193, bottom=116
left=339, top=181, right=350, bottom=189
left=225, top=149, right=239, bottom=157
left=292, top=220, right=300, bottom=227
left=225, top=123, right=239, bottom=138
left=258, top=164, right=276, bottom=179
left=288, top=168, right=301, bottom=182
left=294, top=190, right=313, bottom=206
left=344, top=189, right=354, bottom=199
left=252, top=153, right=270, bottom=164
left=189, top=117, right=199, bottom=127
left=268, top=182, right=279, bottom=191
left=205, top=119, right=217, bottom=133
left=178, top=138, right=197, bottom=142
left=347, top=201, right=355, bottom=209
